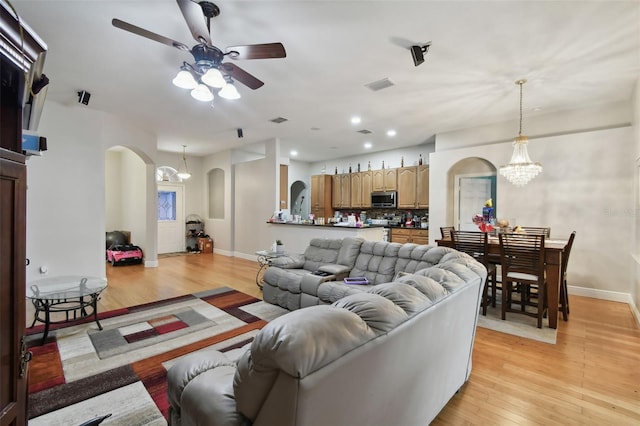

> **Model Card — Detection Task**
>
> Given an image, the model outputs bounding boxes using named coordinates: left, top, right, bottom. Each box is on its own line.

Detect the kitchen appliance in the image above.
left=371, top=191, right=397, bottom=208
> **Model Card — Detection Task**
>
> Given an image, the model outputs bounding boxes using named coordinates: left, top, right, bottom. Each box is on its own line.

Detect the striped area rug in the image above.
left=25, top=287, right=288, bottom=425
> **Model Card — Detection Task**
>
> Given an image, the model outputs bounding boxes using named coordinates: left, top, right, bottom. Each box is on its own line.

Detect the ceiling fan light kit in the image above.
left=113, top=0, right=286, bottom=106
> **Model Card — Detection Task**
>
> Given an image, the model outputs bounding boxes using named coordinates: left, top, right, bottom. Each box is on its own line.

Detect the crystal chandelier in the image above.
left=499, top=79, right=542, bottom=186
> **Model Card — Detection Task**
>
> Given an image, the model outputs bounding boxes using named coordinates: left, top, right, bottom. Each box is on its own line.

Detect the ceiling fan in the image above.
left=112, top=0, right=286, bottom=102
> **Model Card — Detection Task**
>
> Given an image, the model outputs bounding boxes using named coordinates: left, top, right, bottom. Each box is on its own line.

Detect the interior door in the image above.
left=157, top=184, right=185, bottom=254
left=457, top=176, right=495, bottom=231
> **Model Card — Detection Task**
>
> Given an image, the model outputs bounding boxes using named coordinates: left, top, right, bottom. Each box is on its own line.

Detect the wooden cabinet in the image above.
left=397, top=166, right=418, bottom=208
left=372, top=168, right=397, bottom=192
left=361, top=171, right=372, bottom=208
left=397, top=165, right=429, bottom=209
left=350, top=172, right=362, bottom=208
left=0, top=6, right=46, bottom=424
left=350, top=171, right=372, bottom=208
left=332, top=173, right=351, bottom=208
left=310, top=174, right=333, bottom=219
left=417, top=165, right=429, bottom=208
left=390, top=228, right=429, bottom=244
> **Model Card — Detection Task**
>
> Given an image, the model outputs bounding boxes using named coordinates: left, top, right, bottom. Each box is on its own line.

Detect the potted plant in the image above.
left=275, top=239, right=284, bottom=253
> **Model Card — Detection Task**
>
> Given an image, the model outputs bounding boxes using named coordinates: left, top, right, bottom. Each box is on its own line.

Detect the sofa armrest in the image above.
left=269, top=254, right=305, bottom=269
left=300, top=273, right=336, bottom=296
left=318, top=264, right=352, bottom=277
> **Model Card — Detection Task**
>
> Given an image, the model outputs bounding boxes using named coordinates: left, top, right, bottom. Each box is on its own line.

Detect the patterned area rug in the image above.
left=25, top=287, right=288, bottom=425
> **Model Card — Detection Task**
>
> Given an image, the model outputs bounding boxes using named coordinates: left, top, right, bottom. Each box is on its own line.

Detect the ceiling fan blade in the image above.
left=176, top=0, right=212, bottom=45
left=220, top=63, right=264, bottom=90
left=227, top=43, right=287, bottom=60
left=112, top=19, right=190, bottom=51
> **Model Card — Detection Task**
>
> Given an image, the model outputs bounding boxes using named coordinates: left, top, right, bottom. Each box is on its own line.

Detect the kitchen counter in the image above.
left=266, top=221, right=385, bottom=254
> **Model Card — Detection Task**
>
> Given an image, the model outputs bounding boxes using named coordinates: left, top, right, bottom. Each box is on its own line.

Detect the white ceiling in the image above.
left=12, top=0, right=640, bottom=162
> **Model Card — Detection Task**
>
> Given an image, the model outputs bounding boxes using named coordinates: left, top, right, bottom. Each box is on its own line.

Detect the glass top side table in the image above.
left=27, top=275, right=108, bottom=345
left=255, top=250, right=288, bottom=289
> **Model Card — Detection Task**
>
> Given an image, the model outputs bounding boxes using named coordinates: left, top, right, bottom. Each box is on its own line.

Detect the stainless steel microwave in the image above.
left=371, top=191, right=397, bottom=208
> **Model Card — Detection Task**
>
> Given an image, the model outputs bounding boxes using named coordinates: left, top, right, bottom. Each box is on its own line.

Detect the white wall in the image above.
left=202, top=150, right=234, bottom=255
left=233, top=140, right=279, bottom=259
left=632, top=76, right=640, bottom=319
left=104, top=150, right=122, bottom=230
left=430, top=126, right=634, bottom=297
left=26, top=101, right=159, bottom=281
left=309, top=142, right=435, bottom=176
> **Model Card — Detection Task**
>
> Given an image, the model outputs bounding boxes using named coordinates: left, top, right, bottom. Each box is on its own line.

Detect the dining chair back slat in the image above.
left=452, top=230, right=497, bottom=315
left=440, top=226, right=455, bottom=240
left=520, top=226, right=551, bottom=238
left=559, top=231, right=576, bottom=320
left=498, top=233, right=547, bottom=328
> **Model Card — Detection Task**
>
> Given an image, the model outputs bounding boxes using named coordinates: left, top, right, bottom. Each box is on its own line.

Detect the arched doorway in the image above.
left=290, top=180, right=308, bottom=218
left=448, top=157, right=497, bottom=231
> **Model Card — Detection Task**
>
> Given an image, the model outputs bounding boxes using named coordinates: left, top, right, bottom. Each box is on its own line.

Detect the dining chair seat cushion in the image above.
left=506, top=271, right=541, bottom=282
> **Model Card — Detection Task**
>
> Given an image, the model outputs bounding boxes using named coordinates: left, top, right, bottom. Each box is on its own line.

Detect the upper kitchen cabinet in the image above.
left=372, top=168, right=397, bottom=192
left=332, top=173, right=351, bottom=209
left=397, top=165, right=429, bottom=209
left=310, top=174, right=333, bottom=219
left=350, top=171, right=372, bottom=208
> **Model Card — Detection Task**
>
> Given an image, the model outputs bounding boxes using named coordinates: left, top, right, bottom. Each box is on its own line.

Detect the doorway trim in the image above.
left=453, top=172, right=497, bottom=231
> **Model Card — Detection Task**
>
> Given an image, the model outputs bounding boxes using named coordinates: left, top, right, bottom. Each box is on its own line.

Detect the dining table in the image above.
left=436, top=235, right=569, bottom=329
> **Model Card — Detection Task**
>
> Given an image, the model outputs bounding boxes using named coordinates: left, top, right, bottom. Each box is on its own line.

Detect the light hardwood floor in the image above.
left=27, top=253, right=640, bottom=425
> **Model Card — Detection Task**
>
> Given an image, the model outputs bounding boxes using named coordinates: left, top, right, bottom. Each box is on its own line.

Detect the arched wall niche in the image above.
left=290, top=180, right=308, bottom=218
left=445, top=157, right=497, bottom=227
left=208, top=168, right=225, bottom=219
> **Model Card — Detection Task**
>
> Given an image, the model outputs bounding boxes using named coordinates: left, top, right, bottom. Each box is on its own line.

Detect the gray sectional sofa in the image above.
left=167, top=237, right=487, bottom=426
left=262, top=237, right=477, bottom=310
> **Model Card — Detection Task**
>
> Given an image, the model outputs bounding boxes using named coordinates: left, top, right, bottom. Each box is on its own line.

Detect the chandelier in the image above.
left=177, top=145, right=191, bottom=180
left=172, top=61, right=241, bottom=103
left=499, top=79, right=542, bottom=186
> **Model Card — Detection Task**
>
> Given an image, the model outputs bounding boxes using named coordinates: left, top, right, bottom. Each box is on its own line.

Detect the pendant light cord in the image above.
left=518, top=81, right=524, bottom=136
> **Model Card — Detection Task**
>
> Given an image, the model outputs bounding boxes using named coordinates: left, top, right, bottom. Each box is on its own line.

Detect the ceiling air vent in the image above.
left=365, top=78, right=395, bottom=92
left=269, top=117, right=288, bottom=124
left=357, top=129, right=373, bottom=134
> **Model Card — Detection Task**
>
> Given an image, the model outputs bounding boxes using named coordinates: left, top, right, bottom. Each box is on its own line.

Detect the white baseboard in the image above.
left=214, top=248, right=234, bottom=257
left=234, top=251, right=257, bottom=262
left=569, top=285, right=640, bottom=326
left=144, top=260, right=158, bottom=268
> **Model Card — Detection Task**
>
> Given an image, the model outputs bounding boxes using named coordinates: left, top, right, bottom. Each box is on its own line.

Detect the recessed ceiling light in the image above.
left=364, top=142, right=372, bottom=149
left=387, top=129, right=396, bottom=137
left=290, top=150, right=298, bottom=156
left=351, top=116, right=361, bottom=125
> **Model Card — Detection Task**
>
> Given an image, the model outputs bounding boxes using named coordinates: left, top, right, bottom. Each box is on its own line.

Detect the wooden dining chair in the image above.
left=559, top=231, right=576, bottom=321
left=499, top=233, right=547, bottom=328
left=452, top=230, right=497, bottom=315
left=520, top=226, right=551, bottom=238
left=440, top=226, right=455, bottom=240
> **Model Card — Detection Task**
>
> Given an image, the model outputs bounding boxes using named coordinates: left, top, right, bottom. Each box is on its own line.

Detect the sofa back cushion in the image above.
left=336, top=237, right=364, bottom=267
left=301, top=238, right=344, bottom=271
left=350, top=241, right=402, bottom=284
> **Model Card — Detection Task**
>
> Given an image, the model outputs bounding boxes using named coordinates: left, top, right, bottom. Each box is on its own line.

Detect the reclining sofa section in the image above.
left=167, top=237, right=487, bottom=426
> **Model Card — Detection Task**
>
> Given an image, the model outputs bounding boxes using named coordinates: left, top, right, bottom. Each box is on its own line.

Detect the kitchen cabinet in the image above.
left=372, top=168, right=397, bottom=192
left=397, top=165, right=429, bottom=209
left=332, top=173, right=351, bottom=208
left=361, top=171, right=372, bottom=208
left=350, top=172, right=362, bottom=208
left=350, top=171, right=372, bottom=208
left=311, top=174, right=333, bottom=219
left=417, top=165, right=429, bottom=208
left=390, top=228, right=429, bottom=244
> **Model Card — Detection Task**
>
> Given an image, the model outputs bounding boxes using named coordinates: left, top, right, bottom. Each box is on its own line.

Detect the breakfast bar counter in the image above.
left=266, top=222, right=385, bottom=254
